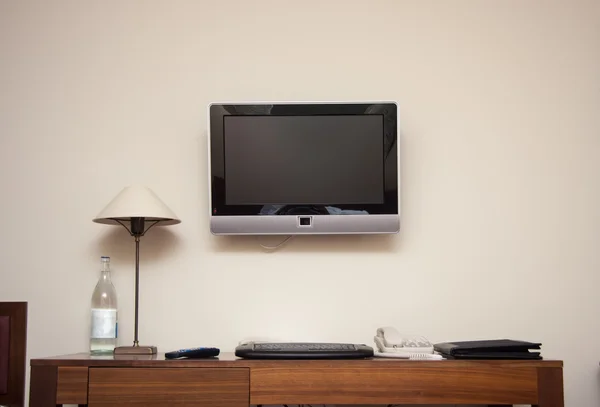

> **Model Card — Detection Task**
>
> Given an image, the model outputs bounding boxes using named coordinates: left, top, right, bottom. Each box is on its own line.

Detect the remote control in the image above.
left=165, top=347, right=220, bottom=359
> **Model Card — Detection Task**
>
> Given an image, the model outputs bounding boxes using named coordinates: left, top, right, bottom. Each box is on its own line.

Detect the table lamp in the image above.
left=93, top=185, right=180, bottom=355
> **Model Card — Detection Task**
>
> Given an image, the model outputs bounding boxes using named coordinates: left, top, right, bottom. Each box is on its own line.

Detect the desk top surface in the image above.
left=30, top=352, right=562, bottom=368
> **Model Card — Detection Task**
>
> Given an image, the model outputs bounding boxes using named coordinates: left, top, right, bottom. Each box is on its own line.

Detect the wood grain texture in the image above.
left=29, top=365, right=57, bottom=407
left=251, top=366, right=538, bottom=405
left=0, top=302, right=27, bottom=407
left=534, top=366, right=564, bottom=407
left=28, top=353, right=564, bottom=407
left=57, top=366, right=88, bottom=404
left=88, top=367, right=249, bottom=406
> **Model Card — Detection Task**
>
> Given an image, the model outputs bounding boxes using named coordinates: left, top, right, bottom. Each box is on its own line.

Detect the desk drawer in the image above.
left=89, top=367, right=249, bottom=406
left=251, top=366, right=538, bottom=405
left=57, top=366, right=88, bottom=404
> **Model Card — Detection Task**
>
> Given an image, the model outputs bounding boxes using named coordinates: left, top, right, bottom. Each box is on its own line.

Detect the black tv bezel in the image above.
left=209, top=102, right=398, bottom=217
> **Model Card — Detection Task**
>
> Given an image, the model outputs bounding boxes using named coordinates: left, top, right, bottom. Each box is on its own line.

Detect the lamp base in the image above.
left=113, top=345, right=157, bottom=355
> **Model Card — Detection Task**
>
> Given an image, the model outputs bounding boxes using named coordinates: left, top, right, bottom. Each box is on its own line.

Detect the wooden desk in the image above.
left=29, top=352, right=563, bottom=407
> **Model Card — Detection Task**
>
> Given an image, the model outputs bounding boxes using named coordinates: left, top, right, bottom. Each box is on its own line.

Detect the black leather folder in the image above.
left=434, top=339, right=542, bottom=360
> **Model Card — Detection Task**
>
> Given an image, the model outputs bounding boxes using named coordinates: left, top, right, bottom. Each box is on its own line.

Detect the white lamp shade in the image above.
left=93, top=185, right=181, bottom=226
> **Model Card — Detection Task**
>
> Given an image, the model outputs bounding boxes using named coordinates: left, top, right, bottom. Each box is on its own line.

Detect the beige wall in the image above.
left=1, top=0, right=599, bottom=405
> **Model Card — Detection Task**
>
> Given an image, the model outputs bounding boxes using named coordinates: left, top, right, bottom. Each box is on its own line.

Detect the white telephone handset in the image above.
left=374, top=327, right=437, bottom=358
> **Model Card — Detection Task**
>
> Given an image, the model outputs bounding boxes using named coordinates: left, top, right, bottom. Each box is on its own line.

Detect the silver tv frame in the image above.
left=208, top=101, right=400, bottom=235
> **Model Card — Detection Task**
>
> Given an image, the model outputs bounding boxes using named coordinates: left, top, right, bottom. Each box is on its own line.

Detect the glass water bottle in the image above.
left=90, top=256, right=118, bottom=354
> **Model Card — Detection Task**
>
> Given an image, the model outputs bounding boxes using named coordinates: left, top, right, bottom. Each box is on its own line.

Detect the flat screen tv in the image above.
left=208, top=101, right=399, bottom=235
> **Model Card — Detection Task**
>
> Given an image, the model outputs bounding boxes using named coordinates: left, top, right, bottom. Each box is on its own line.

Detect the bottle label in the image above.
left=91, top=309, right=117, bottom=339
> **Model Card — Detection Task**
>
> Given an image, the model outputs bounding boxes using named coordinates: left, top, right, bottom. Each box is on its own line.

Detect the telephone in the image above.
left=374, top=327, right=436, bottom=358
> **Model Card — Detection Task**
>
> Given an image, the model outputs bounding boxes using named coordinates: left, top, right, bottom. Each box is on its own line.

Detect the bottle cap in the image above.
left=101, top=256, right=110, bottom=262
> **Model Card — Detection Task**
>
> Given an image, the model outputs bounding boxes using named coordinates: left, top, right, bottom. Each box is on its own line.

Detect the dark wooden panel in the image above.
left=534, top=366, right=564, bottom=407
left=29, top=365, right=57, bottom=407
left=57, top=366, right=89, bottom=404
left=88, top=367, right=249, bottom=406
left=0, top=316, right=9, bottom=394
left=251, top=366, right=538, bottom=405
left=0, top=302, right=27, bottom=407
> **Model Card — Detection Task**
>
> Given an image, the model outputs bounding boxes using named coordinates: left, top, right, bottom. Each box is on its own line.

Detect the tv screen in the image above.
left=209, top=102, right=399, bottom=235
left=223, top=115, right=384, bottom=206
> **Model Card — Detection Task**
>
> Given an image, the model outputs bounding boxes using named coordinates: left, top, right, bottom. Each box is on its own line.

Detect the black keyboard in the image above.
left=235, top=342, right=374, bottom=359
